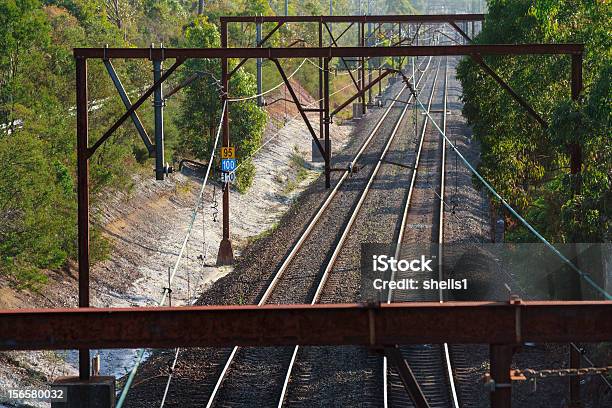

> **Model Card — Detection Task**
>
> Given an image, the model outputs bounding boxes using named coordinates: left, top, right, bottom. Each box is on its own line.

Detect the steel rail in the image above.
left=203, top=60, right=429, bottom=408
left=383, top=56, right=443, bottom=408
left=276, top=57, right=434, bottom=408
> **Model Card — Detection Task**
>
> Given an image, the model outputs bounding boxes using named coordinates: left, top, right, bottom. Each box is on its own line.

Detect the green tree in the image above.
left=456, top=0, right=611, bottom=242
left=177, top=16, right=267, bottom=192
left=0, top=129, right=76, bottom=288
left=0, top=0, right=49, bottom=131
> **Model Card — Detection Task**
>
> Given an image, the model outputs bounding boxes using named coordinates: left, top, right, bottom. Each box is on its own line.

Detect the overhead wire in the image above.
left=115, top=100, right=228, bottom=408
left=227, top=58, right=308, bottom=102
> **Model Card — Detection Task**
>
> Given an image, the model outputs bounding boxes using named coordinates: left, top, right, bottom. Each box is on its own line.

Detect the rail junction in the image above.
left=1, top=10, right=610, bottom=408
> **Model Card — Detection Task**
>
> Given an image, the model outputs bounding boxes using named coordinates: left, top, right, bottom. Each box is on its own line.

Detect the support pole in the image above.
left=217, top=21, right=234, bottom=265
left=385, top=347, right=430, bottom=408
left=256, top=21, right=263, bottom=106
left=76, top=56, right=90, bottom=381
left=570, top=53, right=583, bottom=180
left=568, top=52, right=584, bottom=407
left=324, top=57, right=331, bottom=189
left=360, top=22, right=366, bottom=115
left=367, top=20, right=372, bottom=105
left=318, top=21, right=324, bottom=159
left=569, top=346, right=582, bottom=407
left=103, top=59, right=154, bottom=156
left=490, top=345, right=513, bottom=408
left=153, top=57, right=165, bottom=180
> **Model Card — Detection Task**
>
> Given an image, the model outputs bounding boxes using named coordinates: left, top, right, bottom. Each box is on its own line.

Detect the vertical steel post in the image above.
left=153, top=56, right=165, bottom=180
left=490, top=345, right=513, bottom=408
left=324, top=57, right=331, bottom=189
left=328, top=0, right=333, bottom=46
left=319, top=21, right=324, bottom=153
left=396, top=22, right=400, bottom=70
left=377, top=22, right=382, bottom=97
left=367, top=1, right=372, bottom=105
left=569, top=346, right=582, bottom=407
left=217, top=21, right=234, bottom=265
left=256, top=21, right=263, bottom=106
left=76, top=56, right=90, bottom=380
left=570, top=53, right=583, bottom=177
left=568, top=52, right=584, bottom=407
left=360, top=21, right=366, bottom=115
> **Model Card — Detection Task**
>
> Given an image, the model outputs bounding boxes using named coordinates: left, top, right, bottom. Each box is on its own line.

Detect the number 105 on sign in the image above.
left=221, top=171, right=236, bottom=183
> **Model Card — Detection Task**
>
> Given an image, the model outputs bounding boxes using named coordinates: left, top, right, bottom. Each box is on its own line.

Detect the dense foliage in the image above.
left=457, top=0, right=610, bottom=243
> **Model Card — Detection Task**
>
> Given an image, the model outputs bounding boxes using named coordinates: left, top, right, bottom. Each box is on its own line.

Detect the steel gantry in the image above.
left=70, top=15, right=588, bottom=405
left=1, top=300, right=611, bottom=408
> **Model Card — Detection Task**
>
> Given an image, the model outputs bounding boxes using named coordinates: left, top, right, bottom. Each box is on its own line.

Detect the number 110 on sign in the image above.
left=221, top=171, right=236, bottom=183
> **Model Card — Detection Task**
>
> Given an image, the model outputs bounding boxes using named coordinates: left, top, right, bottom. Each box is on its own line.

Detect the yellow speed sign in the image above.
left=220, top=147, right=235, bottom=159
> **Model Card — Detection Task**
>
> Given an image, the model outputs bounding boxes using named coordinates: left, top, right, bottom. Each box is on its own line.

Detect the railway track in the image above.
left=202, top=57, right=435, bottom=408
left=380, top=55, right=463, bottom=408
left=124, top=50, right=476, bottom=408
left=274, top=57, right=436, bottom=408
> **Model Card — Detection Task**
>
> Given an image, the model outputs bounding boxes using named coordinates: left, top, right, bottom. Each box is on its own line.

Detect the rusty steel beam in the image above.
left=569, top=346, right=582, bottom=407
left=87, top=58, right=184, bottom=158
left=229, top=22, right=284, bottom=77
left=324, top=22, right=360, bottom=92
left=1, top=301, right=610, bottom=351
left=449, top=21, right=472, bottom=43
left=74, top=44, right=585, bottom=60
left=318, top=21, right=324, bottom=162
left=219, top=14, right=486, bottom=23
left=490, top=345, right=514, bottom=408
left=75, top=56, right=90, bottom=380
left=323, top=57, right=330, bottom=188
left=385, top=346, right=431, bottom=408
left=471, top=54, right=548, bottom=128
left=447, top=23, right=550, bottom=129
left=271, top=58, right=325, bottom=158
left=103, top=59, right=154, bottom=155
left=331, top=69, right=393, bottom=117
left=360, top=21, right=366, bottom=114
left=331, top=21, right=355, bottom=44
left=217, top=20, right=233, bottom=266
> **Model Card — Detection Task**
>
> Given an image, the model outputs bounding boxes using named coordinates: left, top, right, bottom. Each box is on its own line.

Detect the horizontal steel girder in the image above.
left=219, top=14, right=486, bottom=23
left=74, top=44, right=584, bottom=60
left=0, top=301, right=609, bottom=351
